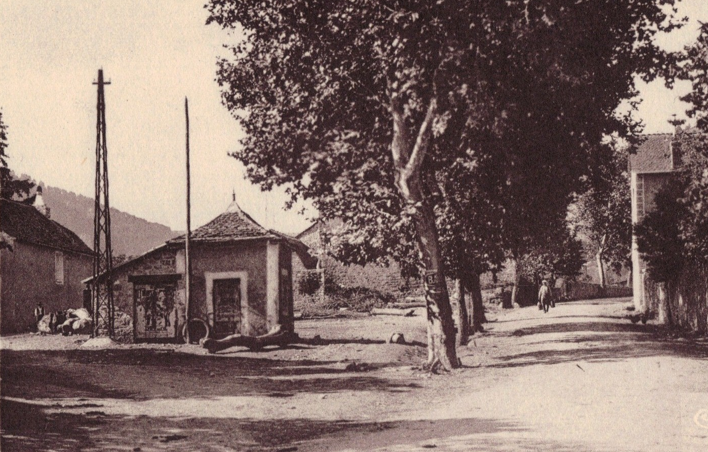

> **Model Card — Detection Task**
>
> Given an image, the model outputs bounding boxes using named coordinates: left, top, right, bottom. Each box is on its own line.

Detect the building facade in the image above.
left=629, top=133, right=676, bottom=312
left=1, top=190, right=93, bottom=334
left=86, top=198, right=315, bottom=343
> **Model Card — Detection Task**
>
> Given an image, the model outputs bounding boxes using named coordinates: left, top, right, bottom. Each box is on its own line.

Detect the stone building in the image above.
left=1, top=189, right=93, bottom=334
left=292, top=220, right=422, bottom=303
left=85, top=197, right=315, bottom=342
left=629, top=133, right=677, bottom=311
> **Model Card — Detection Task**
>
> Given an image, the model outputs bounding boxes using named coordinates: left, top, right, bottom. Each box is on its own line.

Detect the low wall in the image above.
left=563, top=282, right=632, bottom=301
left=644, top=265, right=708, bottom=335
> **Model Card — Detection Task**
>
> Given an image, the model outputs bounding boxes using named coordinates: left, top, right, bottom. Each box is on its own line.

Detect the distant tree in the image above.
left=517, top=223, right=585, bottom=288
left=0, top=110, right=35, bottom=200
left=574, top=147, right=632, bottom=287
left=207, top=0, right=681, bottom=369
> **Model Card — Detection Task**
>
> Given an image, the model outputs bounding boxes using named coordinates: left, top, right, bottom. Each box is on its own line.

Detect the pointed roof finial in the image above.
left=232, top=189, right=236, bottom=202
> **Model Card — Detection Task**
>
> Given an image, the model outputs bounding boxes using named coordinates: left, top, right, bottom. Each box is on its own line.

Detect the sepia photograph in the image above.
left=1, top=0, right=708, bottom=450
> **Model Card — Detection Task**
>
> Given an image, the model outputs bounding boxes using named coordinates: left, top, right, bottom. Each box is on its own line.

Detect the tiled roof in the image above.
left=629, top=134, right=673, bottom=173
left=166, top=200, right=317, bottom=268
left=0, top=198, right=93, bottom=255
left=168, top=200, right=273, bottom=244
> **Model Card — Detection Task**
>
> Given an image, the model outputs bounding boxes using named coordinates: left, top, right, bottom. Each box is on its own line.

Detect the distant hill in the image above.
left=43, top=186, right=179, bottom=257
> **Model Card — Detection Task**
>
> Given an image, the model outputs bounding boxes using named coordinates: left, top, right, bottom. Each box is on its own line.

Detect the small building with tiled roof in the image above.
left=1, top=189, right=93, bottom=334
left=629, top=133, right=678, bottom=311
left=85, top=196, right=316, bottom=343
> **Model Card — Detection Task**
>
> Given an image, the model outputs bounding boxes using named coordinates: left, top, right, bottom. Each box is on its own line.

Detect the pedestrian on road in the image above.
left=538, top=280, right=552, bottom=313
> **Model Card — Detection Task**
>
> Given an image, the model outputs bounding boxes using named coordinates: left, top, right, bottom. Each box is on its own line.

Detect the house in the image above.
left=629, top=133, right=677, bottom=312
left=85, top=196, right=316, bottom=343
left=0, top=188, right=93, bottom=334
left=291, top=219, right=422, bottom=303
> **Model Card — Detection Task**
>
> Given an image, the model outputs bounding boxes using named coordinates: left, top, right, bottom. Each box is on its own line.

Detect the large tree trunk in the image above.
left=390, top=94, right=459, bottom=371
left=469, top=272, right=486, bottom=332
left=456, top=279, right=471, bottom=346
left=626, top=267, right=632, bottom=288
left=596, top=250, right=606, bottom=288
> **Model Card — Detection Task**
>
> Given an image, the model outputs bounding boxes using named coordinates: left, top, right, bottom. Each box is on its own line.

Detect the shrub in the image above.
left=297, top=271, right=321, bottom=296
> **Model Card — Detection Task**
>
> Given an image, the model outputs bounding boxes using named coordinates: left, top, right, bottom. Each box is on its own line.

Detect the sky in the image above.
left=1, top=0, right=707, bottom=234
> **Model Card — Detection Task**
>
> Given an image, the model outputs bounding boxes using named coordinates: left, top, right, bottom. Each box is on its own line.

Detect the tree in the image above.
left=517, top=223, right=585, bottom=288
left=637, top=23, right=708, bottom=283
left=0, top=110, right=35, bottom=200
left=207, top=0, right=681, bottom=370
left=435, top=157, right=506, bottom=341
left=574, top=147, right=632, bottom=287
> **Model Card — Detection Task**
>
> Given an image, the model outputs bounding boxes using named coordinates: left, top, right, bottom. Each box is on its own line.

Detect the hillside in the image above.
left=43, top=186, right=179, bottom=257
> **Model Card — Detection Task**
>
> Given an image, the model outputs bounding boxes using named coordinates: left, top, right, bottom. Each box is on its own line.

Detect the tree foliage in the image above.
left=0, top=110, right=35, bottom=200
left=517, top=223, right=585, bottom=284
left=207, top=0, right=681, bottom=366
left=636, top=24, right=708, bottom=282
left=574, top=146, right=632, bottom=286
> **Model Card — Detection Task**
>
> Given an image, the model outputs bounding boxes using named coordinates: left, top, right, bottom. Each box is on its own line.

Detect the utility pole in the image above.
left=91, top=69, right=114, bottom=338
left=184, top=97, right=192, bottom=342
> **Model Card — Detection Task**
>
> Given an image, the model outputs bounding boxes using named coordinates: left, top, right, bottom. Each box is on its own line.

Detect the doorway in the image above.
left=213, top=278, right=242, bottom=336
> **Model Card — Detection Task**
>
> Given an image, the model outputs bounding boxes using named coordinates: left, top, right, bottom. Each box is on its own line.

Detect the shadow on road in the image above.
left=487, top=319, right=708, bottom=369
left=1, top=398, right=534, bottom=452
left=1, top=349, right=419, bottom=402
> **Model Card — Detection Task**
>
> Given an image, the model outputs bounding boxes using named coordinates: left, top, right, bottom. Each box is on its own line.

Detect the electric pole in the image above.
left=91, top=69, right=114, bottom=338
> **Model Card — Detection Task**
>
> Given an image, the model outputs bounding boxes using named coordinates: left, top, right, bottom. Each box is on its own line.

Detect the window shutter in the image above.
left=55, top=251, right=64, bottom=285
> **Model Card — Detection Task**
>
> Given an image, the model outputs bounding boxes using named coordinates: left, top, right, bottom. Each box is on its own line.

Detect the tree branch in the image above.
left=404, top=97, right=437, bottom=177
left=388, top=79, right=411, bottom=171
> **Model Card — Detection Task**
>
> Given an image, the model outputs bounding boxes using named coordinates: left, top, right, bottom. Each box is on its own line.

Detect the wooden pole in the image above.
left=185, top=97, right=192, bottom=342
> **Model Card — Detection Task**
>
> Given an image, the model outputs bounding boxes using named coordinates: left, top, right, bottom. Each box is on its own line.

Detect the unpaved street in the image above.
left=2, top=297, right=708, bottom=451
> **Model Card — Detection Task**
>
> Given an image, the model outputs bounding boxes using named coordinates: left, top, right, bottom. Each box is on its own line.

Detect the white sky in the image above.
left=0, top=0, right=706, bottom=233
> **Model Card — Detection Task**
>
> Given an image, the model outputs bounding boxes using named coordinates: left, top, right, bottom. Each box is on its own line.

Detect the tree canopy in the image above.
left=207, top=0, right=681, bottom=368
left=636, top=23, right=708, bottom=282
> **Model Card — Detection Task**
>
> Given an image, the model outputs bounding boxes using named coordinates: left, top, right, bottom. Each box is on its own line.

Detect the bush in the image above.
left=298, top=284, right=397, bottom=318
left=297, top=271, right=322, bottom=296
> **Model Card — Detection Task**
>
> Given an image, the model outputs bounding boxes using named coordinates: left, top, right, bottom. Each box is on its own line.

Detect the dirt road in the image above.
left=2, top=297, right=708, bottom=451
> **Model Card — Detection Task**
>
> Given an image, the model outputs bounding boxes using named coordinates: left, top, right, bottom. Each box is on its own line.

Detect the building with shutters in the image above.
left=0, top=189, right=93, bottom=334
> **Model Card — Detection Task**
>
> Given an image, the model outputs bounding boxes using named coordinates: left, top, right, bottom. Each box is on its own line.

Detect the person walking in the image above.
left=538, top=280, right=552, bottom=313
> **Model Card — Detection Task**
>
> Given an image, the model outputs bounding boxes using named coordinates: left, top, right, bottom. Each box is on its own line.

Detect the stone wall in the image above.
left=292, top=223, right=422, bottom=302
left=644, top=265, right=708, bottom=335
left=189, top=242, right=268, bottom=336
left=109, top=241, right=274, bottom=342
left=110, top=246, right=183, bottom=342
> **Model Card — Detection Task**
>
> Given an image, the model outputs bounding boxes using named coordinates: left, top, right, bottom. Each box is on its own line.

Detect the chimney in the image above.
left=33, top=186, right=51, bottom=218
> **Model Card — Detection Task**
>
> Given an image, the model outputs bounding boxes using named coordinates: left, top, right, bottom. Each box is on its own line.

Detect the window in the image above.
left=55, top=251, right=64, bottom=285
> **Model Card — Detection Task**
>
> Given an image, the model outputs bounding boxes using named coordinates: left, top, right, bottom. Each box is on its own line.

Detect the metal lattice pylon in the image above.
left=91, top=69, right=114, bottom=337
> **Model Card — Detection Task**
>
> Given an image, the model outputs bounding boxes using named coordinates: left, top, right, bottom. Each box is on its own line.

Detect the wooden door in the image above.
left=213, top=278, right=241, bottom=337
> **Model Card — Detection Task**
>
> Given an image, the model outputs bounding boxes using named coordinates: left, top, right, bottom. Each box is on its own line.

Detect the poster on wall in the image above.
left=134, top=282, right=177, bottom=340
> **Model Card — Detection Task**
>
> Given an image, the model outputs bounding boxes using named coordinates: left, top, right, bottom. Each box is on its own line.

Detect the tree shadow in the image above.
left=492, top=314, right=629, bottom=324
left=487, top=320, right=708, bottom=369
left=507, top=321, right=652, bottom=337
left=295, top=336, right=427, bottom=348
left=1, top=398, right=534, bottom=452
left=1, top=349, right=420, bottom=401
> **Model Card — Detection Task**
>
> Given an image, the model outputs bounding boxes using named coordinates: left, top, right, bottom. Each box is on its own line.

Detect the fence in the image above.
left=644, top=265, right=708, bottom=335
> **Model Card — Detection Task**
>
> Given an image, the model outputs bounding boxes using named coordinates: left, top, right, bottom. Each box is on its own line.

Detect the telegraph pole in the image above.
left=184, top=97, right=192, bottom=342
left=91, top=69, right=115, bottom=338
